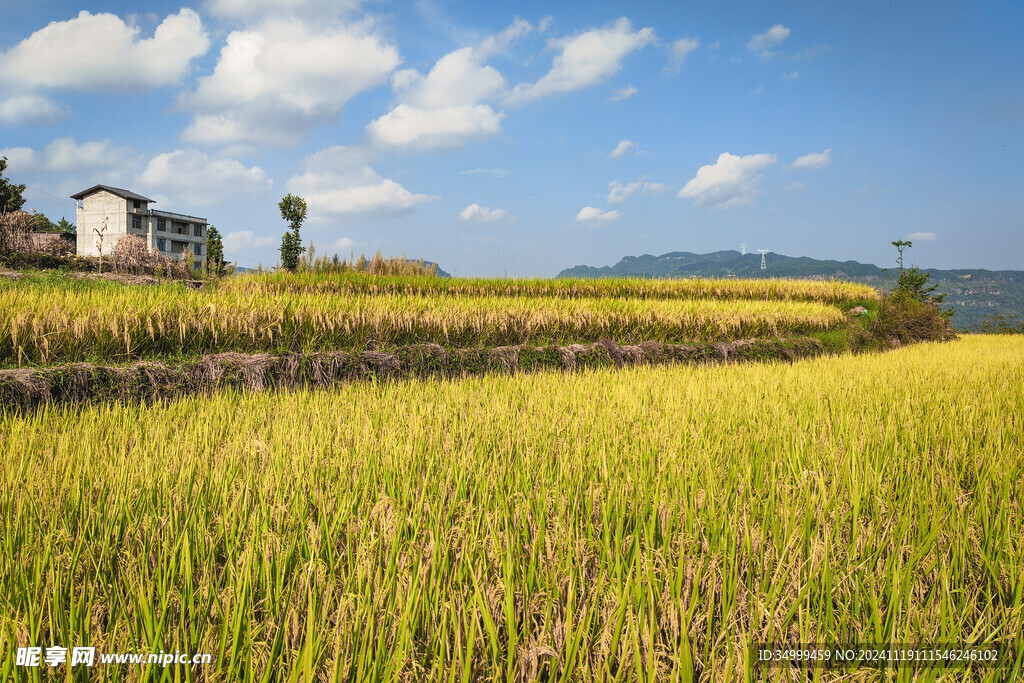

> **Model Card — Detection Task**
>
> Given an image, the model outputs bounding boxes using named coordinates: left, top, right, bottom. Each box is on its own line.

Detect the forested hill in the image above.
left=557, top=250, right=1023, bottom=330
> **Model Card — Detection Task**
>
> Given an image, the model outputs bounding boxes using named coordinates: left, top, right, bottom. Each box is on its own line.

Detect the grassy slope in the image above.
left=1, top=336, right=1021, bottom=680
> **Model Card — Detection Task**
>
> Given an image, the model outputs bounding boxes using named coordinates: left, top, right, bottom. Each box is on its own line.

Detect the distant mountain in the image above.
left=558, top=250, right=1024, bottom=330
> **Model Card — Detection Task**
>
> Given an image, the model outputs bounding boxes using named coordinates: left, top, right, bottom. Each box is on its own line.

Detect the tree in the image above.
left=891, top=239, right=912, bottom=276
left=278, top=193, right=307, bottom=271
left=889, top=239, right=953, bottom=319
left=0, top=156, right=27, bottom=213
left=206, top=226, right=225, bottom=276
left=57, top=218, right=75, bottom=235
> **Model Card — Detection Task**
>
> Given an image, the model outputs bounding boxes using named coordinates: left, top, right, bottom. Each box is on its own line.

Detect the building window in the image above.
left=193, top=224, right=203, bottom=237
left=157, top=238, right=166, bottom=251
left=157, top=218, right=166, bottom=231
left=131, top=215, right=142, bottom=230
left=133, top=200, right=141, bottom=210
left=194, top=243, right=202, bottom=257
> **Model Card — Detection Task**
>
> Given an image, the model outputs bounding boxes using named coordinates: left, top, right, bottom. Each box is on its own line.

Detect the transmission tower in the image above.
left=740, top=243, right=748, bottom=255
left=757, top=249, right=770, bottom=271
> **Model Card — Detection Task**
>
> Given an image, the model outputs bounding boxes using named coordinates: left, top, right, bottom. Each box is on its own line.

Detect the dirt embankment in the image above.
left=1, top=337, right=823, bottom=411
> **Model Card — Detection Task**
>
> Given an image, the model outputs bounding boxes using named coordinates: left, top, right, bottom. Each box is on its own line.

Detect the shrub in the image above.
left=112, top=234, right=151, bottom=274
left=0, top=211, right=34, bottom=256
left=976, top=314, right=1024, bottom=334
left=871, top=295, right=957, bottom=346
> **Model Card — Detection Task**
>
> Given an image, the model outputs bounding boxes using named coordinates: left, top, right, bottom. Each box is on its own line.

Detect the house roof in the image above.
left=70, top=185, right=155, bottom=203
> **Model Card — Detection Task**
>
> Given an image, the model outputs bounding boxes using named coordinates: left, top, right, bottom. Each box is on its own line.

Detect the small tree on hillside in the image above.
left=206, top=226, right=225, bottom=276
left=1, top=156, right=27, bottom=213
left=889, top=239, right=953, bottom=319
left=891, top=239, right=911, bottom=276
left=278, top=194, right=307, bottom=272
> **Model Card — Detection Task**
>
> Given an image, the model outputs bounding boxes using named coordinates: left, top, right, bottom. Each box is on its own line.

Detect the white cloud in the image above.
left=3, top=137, right=139, bottom=175
left=205, top=0, right=363, bottom=20
left=575, top=206, right=621, bottom=222
left=907, top=232, right=937, bottom=242
left=748, top=24, right=790, bottom=60
left=790, top=148, right=832, bottom=170
left=368, top=103, right=504, bottom=149
left=608, top=139, right=638, bottom=159
left=180, top=20, right=399, bottom=145
left=780, top=70, right=800, bottom=80
left=367, top=20, right=534, bottom=149
left=0, top=94, right=69, bottom=126
left=460, top=167, right=510, bottom=177
left=139, top=149, right=271, bottom=206
left=609, top=84, right=638, bottom=101
left=665, top=37, right=699, bottom=74
left=0, top=10, right=209, bottom=90
left=784, top=181, right=805, bottom=191
left=508, top=18, right=656, bottom=104
left=607, top=179, right=668, bottom=203
left=48, top=138, right=138, bottom=172
left=677, top=152, right=778, bottom=209
left=286, top=146, right=439, bottom=219
left=460, top=203, right=510, bottom=224
left=0, top=146, right=39, bottom=172
left=334, top=236, right=355, bottom=250
left=223, top=230, right=277, bottom=252
left=792, top=44, right=829, bottom=60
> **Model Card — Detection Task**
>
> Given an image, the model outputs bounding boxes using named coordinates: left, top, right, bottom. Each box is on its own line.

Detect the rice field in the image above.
left=0, top=276, right=851, bottom=366
left=1, top=335, right=1021, bottom=681
left=222, top=271, right=880, bottom=305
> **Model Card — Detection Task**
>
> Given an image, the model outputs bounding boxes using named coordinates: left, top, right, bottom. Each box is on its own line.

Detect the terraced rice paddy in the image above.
left=1, top=335, right=1021, bottom=681
left=226, top=271, right=880, bottom=305
left=0, top=274, right=856, bottom=366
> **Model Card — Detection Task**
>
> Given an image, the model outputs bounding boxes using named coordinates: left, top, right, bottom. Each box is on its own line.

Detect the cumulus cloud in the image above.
left=2, top=137, right=140, bottom=176
left=607, top=179, right=668, bottom=203
left=222, top=230, right=277, bottom=252
left=609, top=84, right=638, bottom=101
left=286, top=146, right=439, bottom=219
left=784, top=181, right=805, bottom=191
left=608, top=140, right=638, bottom=159
left=677, top=152, right=778, bottom=209
left=0, top=10, right=209, bottom=90
left=789, top=148, right=832, bottom=170
left=180, top=20, right=399, bottom=145
left=367, top=19, right=534, bottom=149
left=575, top=206, right=621, bottom=223
left=334, top=236, right=355, bottom=250
left=368, top=104, right=504, bottom=149
left=138, top=149, right=271, bottom=206
left=459, top=204, right=510, bottom=224
left=665, top=37, right=699, bottom=74
left=747, top=24, right=789, bottom=60
left=906, top=232, right=937, bottom=242
left=508, top=18, right=656, bottom=104
left=0, top=94, right=69, bottom=126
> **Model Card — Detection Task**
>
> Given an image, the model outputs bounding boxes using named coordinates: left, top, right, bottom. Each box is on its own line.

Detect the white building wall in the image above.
left=76, top=190, right=132, bottom=258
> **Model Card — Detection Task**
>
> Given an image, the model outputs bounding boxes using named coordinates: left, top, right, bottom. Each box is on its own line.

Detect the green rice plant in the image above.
left=0, top=335, right=1021, bottom=680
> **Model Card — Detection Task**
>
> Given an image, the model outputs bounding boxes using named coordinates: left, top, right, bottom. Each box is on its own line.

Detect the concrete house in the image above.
left=71, top=185, right=207, bottom=262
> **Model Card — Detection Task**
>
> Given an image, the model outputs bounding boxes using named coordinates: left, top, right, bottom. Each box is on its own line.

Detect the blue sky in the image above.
left=1, top=0, right=1021, bottom=275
